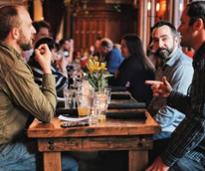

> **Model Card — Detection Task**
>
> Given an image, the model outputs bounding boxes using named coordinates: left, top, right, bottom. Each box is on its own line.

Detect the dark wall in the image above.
left=43, top=0, right=65, bottom=39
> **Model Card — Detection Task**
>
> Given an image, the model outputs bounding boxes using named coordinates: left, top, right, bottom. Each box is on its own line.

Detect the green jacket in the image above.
left=0, top=43, right=57, bottom=145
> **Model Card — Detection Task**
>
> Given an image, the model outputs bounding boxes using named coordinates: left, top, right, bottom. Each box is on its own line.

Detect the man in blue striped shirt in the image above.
left=146, top=1, right=205, bottom=171
left=28, top=37, right=68, bottom=97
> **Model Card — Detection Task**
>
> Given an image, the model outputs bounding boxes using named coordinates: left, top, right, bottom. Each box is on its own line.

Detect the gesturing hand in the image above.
left=35, top=44, right=52, bottom=74
left=145, top=76, right=172, bottom=97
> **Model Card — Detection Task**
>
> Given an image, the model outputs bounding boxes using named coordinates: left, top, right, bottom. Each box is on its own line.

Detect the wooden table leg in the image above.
left=129, top=150, right=148, bottom=171
left=43, top=152, right=62, bottom=171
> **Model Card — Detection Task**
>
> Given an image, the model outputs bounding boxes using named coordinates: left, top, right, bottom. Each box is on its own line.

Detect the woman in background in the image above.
left=112, top=34, right=155, bottom=105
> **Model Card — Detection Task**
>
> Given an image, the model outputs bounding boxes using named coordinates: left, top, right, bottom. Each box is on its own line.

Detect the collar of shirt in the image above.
left=160, top=48, right=182, bottom=71
left=0, top=42, right=22, bottom=60
left=164, top=48, right=181, bottom=67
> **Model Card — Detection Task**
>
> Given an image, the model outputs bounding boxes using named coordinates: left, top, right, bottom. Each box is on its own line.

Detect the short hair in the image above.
left=59, top=38, right=71, bottom=47
left=187, top=1, right=205, bottom=26
left=0, top=5, right=21, bottom=41
left=32, top=20, right=50, bottom=33
left=100, top=38, right=113, bottom=50
left=151, top=21, right=179, bottom=37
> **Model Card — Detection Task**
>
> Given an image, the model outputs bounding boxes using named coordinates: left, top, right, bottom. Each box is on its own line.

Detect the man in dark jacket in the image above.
left=146, top=1, right=205, bottom=171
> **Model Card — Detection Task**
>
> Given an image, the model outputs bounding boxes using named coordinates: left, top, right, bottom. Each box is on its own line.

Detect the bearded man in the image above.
left=148, top=21, right=193, bottom=141
left=0, top=4, right=78, bottom=171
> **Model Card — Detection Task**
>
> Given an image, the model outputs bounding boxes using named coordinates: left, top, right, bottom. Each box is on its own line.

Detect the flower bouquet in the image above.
left=84, top=56, right=111, bottom=91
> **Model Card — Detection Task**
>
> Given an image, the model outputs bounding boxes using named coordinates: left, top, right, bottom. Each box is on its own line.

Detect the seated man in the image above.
left=0, top=5, right=78, bottom=171
left=146, top=3, right=205, bottom=170
left=99, top=38, right=124, bottom=74
left=148, top=21, right=193, bottom=140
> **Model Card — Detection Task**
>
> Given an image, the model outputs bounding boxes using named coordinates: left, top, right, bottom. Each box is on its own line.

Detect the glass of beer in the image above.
left=77, top=94, right=92, bottom=117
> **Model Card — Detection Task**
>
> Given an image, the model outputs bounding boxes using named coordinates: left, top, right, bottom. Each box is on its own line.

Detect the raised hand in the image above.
left=35, top=44, right=52, bottom=74
left=145, top=76, right=172, bottom=97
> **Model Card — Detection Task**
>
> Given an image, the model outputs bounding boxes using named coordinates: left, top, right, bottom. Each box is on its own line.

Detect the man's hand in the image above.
left=35, top=44, right=52, bottom=74
left=146, top=157, right=170, bottom=171
left=145, top=76, right=172, bottom=97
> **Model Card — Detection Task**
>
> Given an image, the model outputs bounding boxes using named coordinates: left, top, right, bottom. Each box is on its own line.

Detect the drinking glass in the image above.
left=77, top=94, right=92, bottom=117
left=93, top=91, right=109, bottom=122
left=63, top=88, right=74, bottom=109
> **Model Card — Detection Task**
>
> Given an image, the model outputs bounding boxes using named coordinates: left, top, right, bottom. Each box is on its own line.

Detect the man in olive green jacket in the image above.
left=0, top=4, right=78, bottom=171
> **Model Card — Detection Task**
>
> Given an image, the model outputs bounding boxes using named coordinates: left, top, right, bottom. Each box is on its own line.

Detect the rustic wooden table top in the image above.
left=27, top=109, right=160, bottom=138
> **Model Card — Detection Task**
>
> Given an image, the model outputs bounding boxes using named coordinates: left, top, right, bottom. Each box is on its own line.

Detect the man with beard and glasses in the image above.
left=0, top=4, right=78, bottom=171
left=147, top=21, right=194, bottom=142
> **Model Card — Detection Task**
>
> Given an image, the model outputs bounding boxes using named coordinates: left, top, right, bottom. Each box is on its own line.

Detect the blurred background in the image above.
left=0, top=0, right=190, bottom=52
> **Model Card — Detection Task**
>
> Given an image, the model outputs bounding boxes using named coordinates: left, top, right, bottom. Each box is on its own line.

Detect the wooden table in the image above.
left=27, top=109, right=160, bottom=171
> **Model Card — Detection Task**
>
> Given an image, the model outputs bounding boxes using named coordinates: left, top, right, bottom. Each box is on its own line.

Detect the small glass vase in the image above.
left=92, top=90, right=109, bottom=122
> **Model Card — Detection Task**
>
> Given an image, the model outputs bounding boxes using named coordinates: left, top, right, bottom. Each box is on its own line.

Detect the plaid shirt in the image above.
left=161, top=43, right=205, bottom=166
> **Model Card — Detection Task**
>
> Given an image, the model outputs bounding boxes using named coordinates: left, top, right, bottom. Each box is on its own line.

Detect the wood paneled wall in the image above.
left=72, top=1, right=137, bottom=51
left=64, top=0, right=191, bottom=52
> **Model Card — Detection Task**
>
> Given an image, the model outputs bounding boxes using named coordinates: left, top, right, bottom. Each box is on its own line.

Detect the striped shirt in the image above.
left=161, top=42, right=205, bottom=166
left=28, top=58, right=68, bottom=96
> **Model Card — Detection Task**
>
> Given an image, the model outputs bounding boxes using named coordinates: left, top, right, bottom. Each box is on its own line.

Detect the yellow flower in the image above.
left=84, top=56, right=110, bottom=91
left=100, top=62, right=106, bottom=71
left=87, top=57, right=107, bottom=73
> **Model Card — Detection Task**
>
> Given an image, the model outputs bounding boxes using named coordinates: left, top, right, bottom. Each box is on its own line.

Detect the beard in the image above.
left=17, top=29, right=33, bottom=51
left=19, top=43, right=32, bottom=51
left=156, top=47, right=174, bottom=61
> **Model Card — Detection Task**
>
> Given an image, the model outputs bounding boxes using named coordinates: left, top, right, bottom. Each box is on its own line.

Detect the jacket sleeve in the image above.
left=4, top=61, right=57, bottom=123
left=160, top=58, right=205, bottom=166
left=167, top=91, right=191, bottom=115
